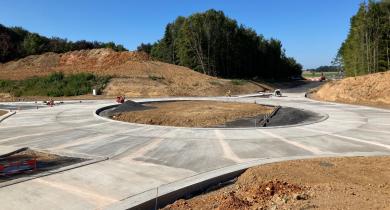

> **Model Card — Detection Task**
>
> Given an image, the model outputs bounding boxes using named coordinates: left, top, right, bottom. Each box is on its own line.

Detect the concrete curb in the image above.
left=258, top=105, right=281, bottom=127
left=94, top=99, right=329, bottom=130
left=305, top=92, right=390, bottom=113
left=105, top=152, right=390, bottom=210
left=0, top=109, right=16, bottom=123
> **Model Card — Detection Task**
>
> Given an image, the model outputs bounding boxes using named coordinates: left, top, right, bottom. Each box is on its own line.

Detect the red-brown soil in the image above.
left=312, top=71, right=390, bottom=108
left=0, top=49, right=268, bottom=98
left=163, top=156, right=390, bottom=210
left=114, top=101, right=272, bottom=127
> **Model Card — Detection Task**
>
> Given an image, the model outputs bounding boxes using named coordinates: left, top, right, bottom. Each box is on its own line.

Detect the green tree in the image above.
left=338, top=0, right=390, bottom=76
left=137, top=43, right=153, bottom=54
left=22, top=33, right=48, bottom=55
left=150, top=9, right=302, bottom=79
left=0, top=24, right=128, bottom=63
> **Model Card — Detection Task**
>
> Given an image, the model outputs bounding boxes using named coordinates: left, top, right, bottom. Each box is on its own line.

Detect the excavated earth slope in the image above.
left=312, top=71, right=390, bottom=108
left=0, top=49, right=266, bottom=97
left=163, top=156, right=390, bottom=210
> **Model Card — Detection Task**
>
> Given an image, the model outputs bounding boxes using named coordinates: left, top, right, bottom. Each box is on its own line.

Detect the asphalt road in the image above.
left=0, top=83, right=390, bottom=210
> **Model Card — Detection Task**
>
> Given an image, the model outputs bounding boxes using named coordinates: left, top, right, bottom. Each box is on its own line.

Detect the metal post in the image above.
left=155, top=187, right=159, bottom=210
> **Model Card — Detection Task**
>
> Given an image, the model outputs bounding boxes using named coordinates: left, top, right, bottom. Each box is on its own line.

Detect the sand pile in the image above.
left=163, top=156, right=390, bottom=210
left=313, top=71, right=390, bottom=108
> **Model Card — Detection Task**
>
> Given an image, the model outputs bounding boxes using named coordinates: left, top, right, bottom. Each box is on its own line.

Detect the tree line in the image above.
left=139, top=9, right=302, bottom=79
left=306, top=65, right=340, bottom=72
left=336, top=0, right=390, bottom=76
left=0, top=24, right=127, bottom=63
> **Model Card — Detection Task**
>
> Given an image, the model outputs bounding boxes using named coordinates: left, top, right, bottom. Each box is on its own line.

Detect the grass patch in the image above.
left=209, top=80, right=222, bottom=86
left=302, top=71, right=339, bottom=78
left=0, top=72, right=110, bottom=97
left=231, top=79, right=248, bottom=85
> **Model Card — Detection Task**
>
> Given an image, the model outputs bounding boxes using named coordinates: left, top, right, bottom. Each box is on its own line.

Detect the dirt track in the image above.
left=163, top=156, right=390, bottom=210
left=114, top=101, right=272, bottom=127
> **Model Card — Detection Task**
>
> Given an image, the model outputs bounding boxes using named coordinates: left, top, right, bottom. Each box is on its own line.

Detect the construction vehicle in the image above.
left=274, top=89, right=282, bottom=97
left=0, top=158, right=37, bottom=176
left=319, top=72, right=326, bottom=81
left=46, top=99, right=54, bottom=106
left=116, top=96, right=125, bottom=104
left=0, top=147, right=37, bottom=176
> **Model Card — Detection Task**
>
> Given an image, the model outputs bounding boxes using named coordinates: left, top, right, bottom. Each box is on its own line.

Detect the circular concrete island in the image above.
left=98, top=100, right=324, bottom=128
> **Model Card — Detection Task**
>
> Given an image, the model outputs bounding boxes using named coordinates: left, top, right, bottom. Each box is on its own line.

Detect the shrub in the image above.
left=209, top=80, right=221, bottom=86
left=231, top=79, right=247, bottom=85
left=0, top=72, right=111, bottom=97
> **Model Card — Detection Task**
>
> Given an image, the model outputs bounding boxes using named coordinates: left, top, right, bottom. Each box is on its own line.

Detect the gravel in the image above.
left=99, top=100, right=155, bottom=117
left=265, top=107, right=322, bottom=127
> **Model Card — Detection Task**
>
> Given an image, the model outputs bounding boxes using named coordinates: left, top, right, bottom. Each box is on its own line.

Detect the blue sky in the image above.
left=1, top=0, right=362, bottom=69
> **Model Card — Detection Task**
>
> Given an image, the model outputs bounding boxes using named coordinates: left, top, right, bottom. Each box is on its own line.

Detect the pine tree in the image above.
left=339, top=0, right=390, bottom=76
left=150, top=9, right=302, bottom=79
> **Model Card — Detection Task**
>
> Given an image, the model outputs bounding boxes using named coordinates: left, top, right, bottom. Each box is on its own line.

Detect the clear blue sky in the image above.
left=1, top=0, right=362, bottom=69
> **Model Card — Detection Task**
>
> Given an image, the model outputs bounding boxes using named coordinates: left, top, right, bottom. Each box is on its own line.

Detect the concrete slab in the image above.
left=0, top=83, right=390, bottom=209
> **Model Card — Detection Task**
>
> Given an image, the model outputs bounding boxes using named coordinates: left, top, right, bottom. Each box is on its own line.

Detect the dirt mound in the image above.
left=107, top=100, right=153, bottom=116
left=0, top=110, right=7, bottom=116
left=165, top=180, right=306, bottom=210
left=312, top=71, right=390, bottom=108
left=114, top=100, right=148, bottom=110
left=0, top=48, right=152, bottom=79
left=163, top=156, right=390, bottom=210
left=113, top=100, right=272, bottom=127
left=0, top=49, right=267, bottom=98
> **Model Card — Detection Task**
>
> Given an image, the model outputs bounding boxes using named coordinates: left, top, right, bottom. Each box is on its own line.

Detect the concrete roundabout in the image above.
left=96, top=99, right=327, bottom=129
left=0, top=84, right=390, bottom=210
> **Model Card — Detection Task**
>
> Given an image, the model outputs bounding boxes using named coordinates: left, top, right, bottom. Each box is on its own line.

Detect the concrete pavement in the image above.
left=0, top=86, right=390, bottom=209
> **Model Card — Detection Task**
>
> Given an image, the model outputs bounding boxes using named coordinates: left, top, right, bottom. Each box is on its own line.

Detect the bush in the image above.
left=47, top=72, right=64, bottom=82
left=231, top=79, right=247, bottom=85
left=0, top=72, right=111, bottom=97
left=209, top=80, right=221, bottom=86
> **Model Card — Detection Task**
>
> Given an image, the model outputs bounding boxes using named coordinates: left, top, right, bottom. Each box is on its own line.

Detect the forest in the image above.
left=142, top=9, right=302, bottom=80
left=0, top=24, right=127, bottom=63
left=337, top=0, right=390, bottom=76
